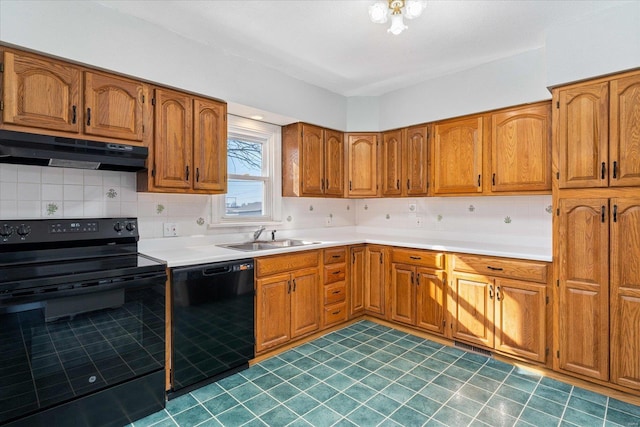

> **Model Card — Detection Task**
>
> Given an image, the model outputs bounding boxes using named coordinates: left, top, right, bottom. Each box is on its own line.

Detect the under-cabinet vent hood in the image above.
left=0, top=129, right=148, bottom=171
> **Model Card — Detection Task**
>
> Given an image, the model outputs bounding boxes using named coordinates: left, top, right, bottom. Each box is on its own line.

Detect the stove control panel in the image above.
left=0, top=218, right=139, bottom=245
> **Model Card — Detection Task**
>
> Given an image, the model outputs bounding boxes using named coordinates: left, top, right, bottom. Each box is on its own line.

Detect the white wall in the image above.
left=546, top=1, right=640, bottom=87
left=0, top=0, right=348, bottom=130
left=346, top=97, right=382, bottom=131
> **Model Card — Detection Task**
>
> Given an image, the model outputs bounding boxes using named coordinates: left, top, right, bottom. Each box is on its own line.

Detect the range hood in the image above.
left=0, top=129, right=148, bottom=172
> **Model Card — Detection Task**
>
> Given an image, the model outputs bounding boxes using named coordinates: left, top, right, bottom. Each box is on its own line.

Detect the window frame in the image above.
left=211, top=115, right=282, bottom=225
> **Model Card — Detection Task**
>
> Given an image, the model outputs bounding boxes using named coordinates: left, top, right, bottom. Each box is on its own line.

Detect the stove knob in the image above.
left=125, top=222, right=136, bottom=232
left=16, top=224, right=31, bottom=238
left=0, top=224, right=14, bottom=238
left=113, top=222, right=123, bottom=232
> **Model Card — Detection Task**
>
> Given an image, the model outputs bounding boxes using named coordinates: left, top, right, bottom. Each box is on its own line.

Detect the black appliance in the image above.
left=0, top=129, right=148, bottom=171
left=170, top=260, right=255, bottom=397
left=0, top=218, right=167, bottom=427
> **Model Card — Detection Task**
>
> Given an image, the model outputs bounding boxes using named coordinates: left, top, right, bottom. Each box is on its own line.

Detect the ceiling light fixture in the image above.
left=369, top=0, right=427, bottom=35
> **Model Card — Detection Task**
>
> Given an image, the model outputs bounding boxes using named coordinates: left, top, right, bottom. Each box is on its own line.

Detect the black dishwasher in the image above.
left=170, top=259, right=254, bottom=397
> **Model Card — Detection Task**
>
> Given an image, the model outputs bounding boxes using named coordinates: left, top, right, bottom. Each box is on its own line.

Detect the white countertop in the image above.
left=139, top=227, right=552, bottom=267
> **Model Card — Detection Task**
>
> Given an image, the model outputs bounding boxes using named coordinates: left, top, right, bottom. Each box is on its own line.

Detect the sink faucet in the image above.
left=253, top=225, right=266, bottom=241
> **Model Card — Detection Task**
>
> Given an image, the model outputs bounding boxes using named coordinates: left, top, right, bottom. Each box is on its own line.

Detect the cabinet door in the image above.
left=256, top=274, right=291, bottom=353
left=405, top=125, right=429, bottom=195
left=381, top=129, right=403, bottom=196
left=451, top=272, right=494, bottom=348
left=432, top=117, right=483, bottom=194
left=390, top=264, right=415, bottom=325
left=557, top=82, right=609, bottom=188
left=494, top=278, right=546, bottom=362
left=610, top=199, right=640, bottom=389
left=416, top=268, right=445, bottom=335
left=350, top=247, right=366, bottom=316
left=153, top=89, right=193, bottom=189
left=365, top=246, right=385, bottom=315
left=324, top=129, right=344, bottom=196
left=290, top=268, right=320, bottom=338
left=610, top=73, right=640, bottom=187
left=84, top=72, right=144, bottom=142
left=2, top=51, right=80, bottom=133
left=300, top=124, right=324, bottom=196
left=491, top=103, right=551, bottom=192
left=193, top=98, right=226, bottom=192
left=347, top=134, right=378, bottom=197
left=557, top=198, right=609, bottom=380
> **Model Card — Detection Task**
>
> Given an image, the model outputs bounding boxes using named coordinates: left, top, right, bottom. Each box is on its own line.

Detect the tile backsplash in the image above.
left=0, top=164, right=551, bottom=248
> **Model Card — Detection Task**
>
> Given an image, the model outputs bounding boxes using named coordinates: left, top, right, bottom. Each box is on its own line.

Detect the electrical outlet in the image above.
left=163, top=223, right=178, bottom=237
left=416, top=217, right=423, bottom=227
left=325, top=216, right=332, bottom=226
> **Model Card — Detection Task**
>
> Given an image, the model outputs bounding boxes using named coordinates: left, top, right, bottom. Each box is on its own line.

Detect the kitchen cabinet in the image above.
left=365, top=245, right=387, bottom=316
left=432, top=116, right=483, bottom=195
left=349, top=246, right=366, bottom=316
left=390, top=248, right=446, bottom=335
left=255, top=251, right=320, bottom=353
left=139, top=87, right=227, bottom=193
left=1, top=48, right=148, bottom=143
left=282, top=123, right=344, bottom=197
left=490, top=103, right=551, bottom=192
left=346, top=133, right=379, bottom=197
left=381, top=125, right=429, bottom=197
left=555, top=71, right=640, bottom=189
left=322, top=247, right=348, bottom=328
left=451, top=254, right=548, bottom=363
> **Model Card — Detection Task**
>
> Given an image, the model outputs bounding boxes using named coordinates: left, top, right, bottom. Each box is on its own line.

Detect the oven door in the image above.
left=0, top=273, right=166, bottom=425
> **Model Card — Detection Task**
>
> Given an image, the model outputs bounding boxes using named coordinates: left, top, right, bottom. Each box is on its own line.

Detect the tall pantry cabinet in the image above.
left=553, top=69, right=640, bottom=391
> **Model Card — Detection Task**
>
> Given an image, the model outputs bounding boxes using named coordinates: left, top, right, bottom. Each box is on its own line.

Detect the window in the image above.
left=212, top=115, right=281, bottom=224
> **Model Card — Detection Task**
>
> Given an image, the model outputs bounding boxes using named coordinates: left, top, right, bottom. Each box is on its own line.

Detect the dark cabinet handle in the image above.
left=331, top=254, right=341, bottom=258
left=332, top=310, right=341, bottom=315
left=478, top=174, right=481, bottom=187
left=326, top=179, right=329, bottom=189
left=489, top=284, right=494, bottom=299
left=293, top=279, right=297, bottom=292
left=601, top=162, right=606, bottom=180
left=331, top=270, right=342, bottom=275
left=601, top=205, right=606, bottom=223
left=411, top=272, right=414, bottom=284
left=416, top=273, right=420, bottom=286
left=332, top=290, right=341, bottom=294
left=349, top=181, right=352, bottom=191
left=86, top=108, right=91, bottom=126
left=409, top=256, right=422, bottom=260
left=487, top=266, right=503, bottom=271
left=185, top=165, right=190, bottom=181
left=396, top=179, right=400, bottom=190
left=613, top=161, right=618, bottom=179
left=288, top=280, right=291, bottom=294
left=72, top=105, right=77, bottom=124
left=321, top=178, right=325, bottom=190
left=613, top=204, right=618, bottom=222
left=496, top=286, right=501, bottom=301
left=492, top=173, right=496, bottom=186
left=196, top=168, right=200, bottom=182
left=407, top=179, right=410, bottom=190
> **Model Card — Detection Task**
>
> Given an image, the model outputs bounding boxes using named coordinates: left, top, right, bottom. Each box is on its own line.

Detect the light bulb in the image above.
left=369, top=2, right=389, bottom=24
left=387, top=14, right=407, bottom=35
left=404, top=1, right=426, bottom=19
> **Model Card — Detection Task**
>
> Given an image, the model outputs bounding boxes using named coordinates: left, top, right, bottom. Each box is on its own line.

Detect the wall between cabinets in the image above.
left=0, top=164, right=551, bottom=250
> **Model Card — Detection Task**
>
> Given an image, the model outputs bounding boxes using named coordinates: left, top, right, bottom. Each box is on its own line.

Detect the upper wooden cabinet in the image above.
left=432, top=116, right=483, bottom=195
left=138, top=88, right=226, bottom=193
left=555, top=70, right=640, bottom=189
left=1, top=49, right=148, bottom=144
left=381, top=125, right=429, bottom=197
left=346, top=133, right=379, bottom=197
left=490, top=103, right=551, bottom=192
left=282, top=123, right=344, bottom=197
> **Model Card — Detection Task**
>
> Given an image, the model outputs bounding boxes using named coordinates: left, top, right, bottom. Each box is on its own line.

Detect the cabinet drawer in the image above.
left=324, top=247, right=347, bottom=264
left=256, top=250, right=319, bottom=277
left=453, top=254, right=548, bottom=284
left=392, top=248, right=444, bottom=269
left=324, top=302, right=347, bottom=327
left=324, top=264, right=346, bottom=284
left=324, top=282, right=346, bottom=305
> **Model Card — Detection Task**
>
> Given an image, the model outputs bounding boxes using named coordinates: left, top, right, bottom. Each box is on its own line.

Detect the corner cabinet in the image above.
left=282, top=123, right=343, bottom=197
left=138, top=88, right=226, bottom=193
left=1, top=48, right=148, bottom=144
left=451, top=254, right=549, bottom=363
left=555, top=71, right=640, bottom=189
left=346, top=133, right=379, bottom=197
left=255, top=251, right=320, bottom=354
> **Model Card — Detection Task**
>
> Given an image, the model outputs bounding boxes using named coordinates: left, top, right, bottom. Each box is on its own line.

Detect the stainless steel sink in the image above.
left=219, top=239, right=320, bottom=252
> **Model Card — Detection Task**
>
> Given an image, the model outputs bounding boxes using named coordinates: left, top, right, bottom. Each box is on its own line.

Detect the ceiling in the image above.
left=95, top=0, right=628, bottom=98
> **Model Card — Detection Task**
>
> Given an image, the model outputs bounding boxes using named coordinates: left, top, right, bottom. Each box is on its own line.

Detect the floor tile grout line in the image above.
left=511, top=375, right=550, bottom=426
left=556, top=381, right=574, bottom=426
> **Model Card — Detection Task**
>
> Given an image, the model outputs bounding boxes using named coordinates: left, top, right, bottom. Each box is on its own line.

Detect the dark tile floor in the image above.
left=130, top=321, right=640, bottom=426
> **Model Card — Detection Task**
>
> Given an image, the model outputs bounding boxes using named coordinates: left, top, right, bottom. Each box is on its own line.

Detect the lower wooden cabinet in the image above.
left=350, top=245, right=387, bottom=318
left=322, top=247, right=348, bottom=328
left=255, top=251, right=320, bottom=353
left=349, top=246, right=366, bottom=317
left=390, top=248, right=446, bottom=335
left=451, top=255, right=548, bottom=362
